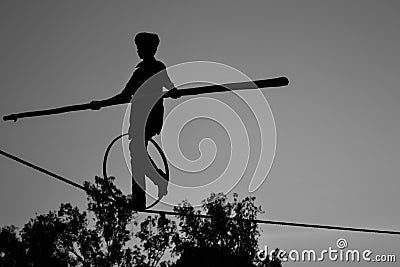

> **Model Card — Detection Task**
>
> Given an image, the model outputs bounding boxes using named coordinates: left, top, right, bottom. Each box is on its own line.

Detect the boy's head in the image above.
left=134, top=32, right=160, bottom=59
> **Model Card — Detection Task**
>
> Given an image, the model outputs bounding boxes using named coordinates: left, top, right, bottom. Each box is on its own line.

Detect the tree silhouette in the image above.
left=0, top=176, right=282, bottom=267
left=0, top=225, right=26, bottom=267
left=171, top=192, right=281, bottom=266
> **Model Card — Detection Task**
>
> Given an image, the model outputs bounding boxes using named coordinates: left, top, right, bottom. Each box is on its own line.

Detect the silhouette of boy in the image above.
left=92, top=32, right=179, bottom=210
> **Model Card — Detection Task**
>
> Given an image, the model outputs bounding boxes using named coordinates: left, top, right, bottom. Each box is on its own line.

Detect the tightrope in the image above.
left=1, top=148, right=399, bottom=236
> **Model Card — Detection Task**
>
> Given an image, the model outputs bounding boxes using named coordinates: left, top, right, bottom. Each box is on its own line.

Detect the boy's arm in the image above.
left=90, top=75, right=136, bottom=110
left=161, top=69, right=181, bottom=99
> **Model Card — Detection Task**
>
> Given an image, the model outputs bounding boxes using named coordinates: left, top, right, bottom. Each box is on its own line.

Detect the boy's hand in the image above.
left=90, top=100, right=103, bottom=110
left=165, top=88, right=181, bottom=99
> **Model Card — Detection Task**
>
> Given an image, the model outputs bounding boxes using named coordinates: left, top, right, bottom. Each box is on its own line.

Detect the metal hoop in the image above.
left=102, top=133, right=169, bottom=210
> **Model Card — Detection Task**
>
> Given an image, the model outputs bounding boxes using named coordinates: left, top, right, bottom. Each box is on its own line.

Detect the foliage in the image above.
left=0, top=177, right=281, bottom=267
left=171, top=192, right=263, bottom=266
left=0, top=225, right=26, bottom=267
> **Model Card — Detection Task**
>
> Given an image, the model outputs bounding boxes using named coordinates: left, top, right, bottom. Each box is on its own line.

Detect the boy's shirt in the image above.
left=121, top=58, right=174, bottom=98
left=127, top=57, right=174, bottom=145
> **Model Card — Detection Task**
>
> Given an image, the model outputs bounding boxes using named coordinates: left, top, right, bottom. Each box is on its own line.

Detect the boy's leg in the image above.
left=146, top=162, right=168, bottom=198
left=144, top=138, right=169, bottom=199
left=130, top=139, right=146, bottom=211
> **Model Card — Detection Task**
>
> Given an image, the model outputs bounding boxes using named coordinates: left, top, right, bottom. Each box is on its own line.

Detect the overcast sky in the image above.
left=1, top=1, right=399, bottom=266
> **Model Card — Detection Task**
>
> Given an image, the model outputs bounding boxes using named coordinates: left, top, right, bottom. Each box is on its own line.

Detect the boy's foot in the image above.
left=132, top=201, right=146, bottom=211
left=158, top=183, right=168, bottom=198
left=131, top=190, right=146, bottom=211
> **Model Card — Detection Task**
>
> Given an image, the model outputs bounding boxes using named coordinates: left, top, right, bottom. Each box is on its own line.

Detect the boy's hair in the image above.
left=134, top=32, right=160, bottom=55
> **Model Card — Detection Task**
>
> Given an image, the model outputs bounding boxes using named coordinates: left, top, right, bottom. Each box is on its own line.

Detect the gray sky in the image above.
left=1, top=1, right=399, bottom=266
